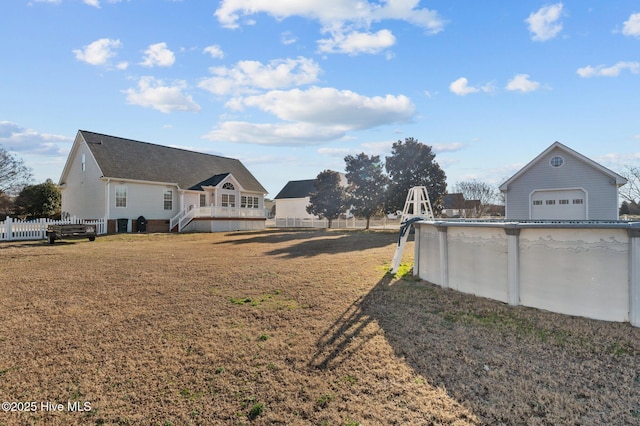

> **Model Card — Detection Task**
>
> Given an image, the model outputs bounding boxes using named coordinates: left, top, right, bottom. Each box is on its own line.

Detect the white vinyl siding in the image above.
left=60, top=138, right=106, bottom=219
left=504, top=147, right=619, bottom=220
left=115, top=186, right=127, bottom=208
left=163, top=190, right=173, bottom=210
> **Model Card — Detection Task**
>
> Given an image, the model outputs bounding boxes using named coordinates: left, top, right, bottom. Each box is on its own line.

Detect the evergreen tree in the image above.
left=344, top=153, right=389, bottom=229
left=14, top=179, right=61, bottom=218
left=385, top=137, right=447, bottom=214
left=306, top=170, right=347, bottom=228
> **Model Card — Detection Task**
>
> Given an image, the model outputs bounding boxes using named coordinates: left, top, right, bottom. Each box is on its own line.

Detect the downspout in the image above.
left=105, top=178, right=111, bottom=220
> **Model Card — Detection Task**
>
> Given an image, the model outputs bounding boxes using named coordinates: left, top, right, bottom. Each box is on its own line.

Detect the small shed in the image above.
left=499, top=142, right=627, bottom=220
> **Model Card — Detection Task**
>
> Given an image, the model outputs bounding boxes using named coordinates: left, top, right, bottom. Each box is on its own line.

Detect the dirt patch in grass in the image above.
left=0, top=229, right=639, bottom=425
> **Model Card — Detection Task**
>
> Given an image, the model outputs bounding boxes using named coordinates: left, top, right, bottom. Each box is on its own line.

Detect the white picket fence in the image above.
left=0, top=216, right=107, bottom=241
left=274, top=216, right=401, bottom=230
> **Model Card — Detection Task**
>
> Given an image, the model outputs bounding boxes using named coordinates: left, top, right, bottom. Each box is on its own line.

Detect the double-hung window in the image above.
left=221, top=194, right=235, bottom=207
left=163, top=190, right=173, bottom=210
left=115, top=186, right=127, bottom=208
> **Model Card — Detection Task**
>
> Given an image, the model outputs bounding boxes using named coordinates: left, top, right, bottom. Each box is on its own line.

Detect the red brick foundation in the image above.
left=107, top=219, right=170, bottom=234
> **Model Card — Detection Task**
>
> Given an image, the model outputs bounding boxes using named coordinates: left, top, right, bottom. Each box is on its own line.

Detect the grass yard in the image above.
left=0, top=229, right=639, bottom=425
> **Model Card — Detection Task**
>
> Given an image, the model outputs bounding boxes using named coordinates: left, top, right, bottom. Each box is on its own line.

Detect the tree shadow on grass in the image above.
left=215, top=228, right=398, bottom=258
left=0, top=239, right=80, bottom=249
left=310, top=269, right=640, bottom=425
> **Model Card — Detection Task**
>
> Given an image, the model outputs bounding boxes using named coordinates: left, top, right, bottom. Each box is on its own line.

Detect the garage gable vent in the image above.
left=549, top=155, right=564, bottom=167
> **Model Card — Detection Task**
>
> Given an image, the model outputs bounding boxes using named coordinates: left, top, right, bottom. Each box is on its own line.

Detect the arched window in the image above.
left=222, top=182, right=235, bottom=190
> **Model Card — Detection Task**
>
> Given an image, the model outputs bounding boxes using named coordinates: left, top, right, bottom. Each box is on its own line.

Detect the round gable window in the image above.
left=550, top=156, right=564, bottom=168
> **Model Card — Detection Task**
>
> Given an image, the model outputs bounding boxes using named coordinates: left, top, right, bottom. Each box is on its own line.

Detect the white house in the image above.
left=59, top=130, right=267, bottom=233
left=499, top=142, right=627, bottom=220
left=273, top=179, right=318, bottom=219
left=274, top=174, right=349, bottom=220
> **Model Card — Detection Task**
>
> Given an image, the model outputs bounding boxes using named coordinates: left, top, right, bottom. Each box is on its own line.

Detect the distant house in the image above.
left=274, top=174, right=348, bottom=220
left=59, top=130, right=267, bottom=233
left=499, top=142, right=627, bottom=220
left=442, top=193, right=482, bottom=218
left=442, top=193, right=465, bottom=217
left=273, top=179, right=317, bottom=219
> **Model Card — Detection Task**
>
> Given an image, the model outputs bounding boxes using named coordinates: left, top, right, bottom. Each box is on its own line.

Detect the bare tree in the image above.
left=619, top=166, right=640, bottom=205
left=0, top=146, right=32, bottom=195
left=451, top=179, right=498, bottom=216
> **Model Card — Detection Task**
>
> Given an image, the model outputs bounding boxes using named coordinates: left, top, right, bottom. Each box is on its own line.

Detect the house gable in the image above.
left=499, top=142, right=626, bottom=191
left=499, top=142, right=627, bottom=220
left=190, top=173, right=230, bottom=191
left=59, top=133, right=107, bottom=218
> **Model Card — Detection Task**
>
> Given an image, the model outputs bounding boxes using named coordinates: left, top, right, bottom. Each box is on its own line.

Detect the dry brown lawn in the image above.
left=0, top=229, right=639, bottom=425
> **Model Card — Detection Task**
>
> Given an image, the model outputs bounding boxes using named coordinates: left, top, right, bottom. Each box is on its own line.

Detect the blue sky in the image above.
left=1, top=1, right=639, bottom=197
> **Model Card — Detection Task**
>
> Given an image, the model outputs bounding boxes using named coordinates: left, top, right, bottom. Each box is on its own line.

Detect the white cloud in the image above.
left=623, top=12, right=640, bottom=37
left=123, top=76, right=201, bottom=113
left=205, top=86, right=415, bottom=145
left=360, top=140, right=394, bottom=154
left=203, top=45, right=224, bottom=59
left=595, top=152, right=640, bottom=171
left=140, top=42, right=175, bottom=67
left=449, top=77, right=493, bottom=96
left=232, top=87, right=414, bottom=128
left=198, top=57, right=321, bottom=96
left=214, top=0, right=445, bottom=56
left=526, top=3, right=564, bottom=41
left=318, top=147, right=354, bottom=157
left=432, top=142, right=465, bottom=153
left=318, top=29, right=396, bottom=55
left=577, top=61, right=640, bottom=77
left=204, top=121, right=345, bottom=145
left=35, top=0, right=125, bottom=6
left=281, top=31, right=297, bottom=45
left=506, top=74, right=541, bottom=93
left=215, top=0, right=445, bottom=32
left=0, top=121, right=71, bottom=155
left=449, top=77, right=478, bottom=95
left=73, top=38, right=122, bottom=66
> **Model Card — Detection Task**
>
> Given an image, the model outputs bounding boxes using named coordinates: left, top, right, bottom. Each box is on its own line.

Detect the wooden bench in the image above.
left=46, top=224, right=97, bottom=244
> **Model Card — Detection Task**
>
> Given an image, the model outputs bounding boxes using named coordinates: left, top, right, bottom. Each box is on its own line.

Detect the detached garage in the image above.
left=499, top=142, right=627, bottom=221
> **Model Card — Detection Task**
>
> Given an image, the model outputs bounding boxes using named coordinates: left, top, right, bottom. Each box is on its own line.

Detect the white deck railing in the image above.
left=170, top=206, right=266, bottom=232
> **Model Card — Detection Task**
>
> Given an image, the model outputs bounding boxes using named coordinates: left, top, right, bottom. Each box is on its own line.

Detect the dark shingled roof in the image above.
left=443, top=193, right=465, bottom=209
left=274, top=179, right=316, bottom=199
left=80, top=130, right=267, bottom=194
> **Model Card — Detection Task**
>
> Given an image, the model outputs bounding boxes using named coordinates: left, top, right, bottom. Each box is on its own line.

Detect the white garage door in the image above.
left=531, top=189, right=586, bottom=220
